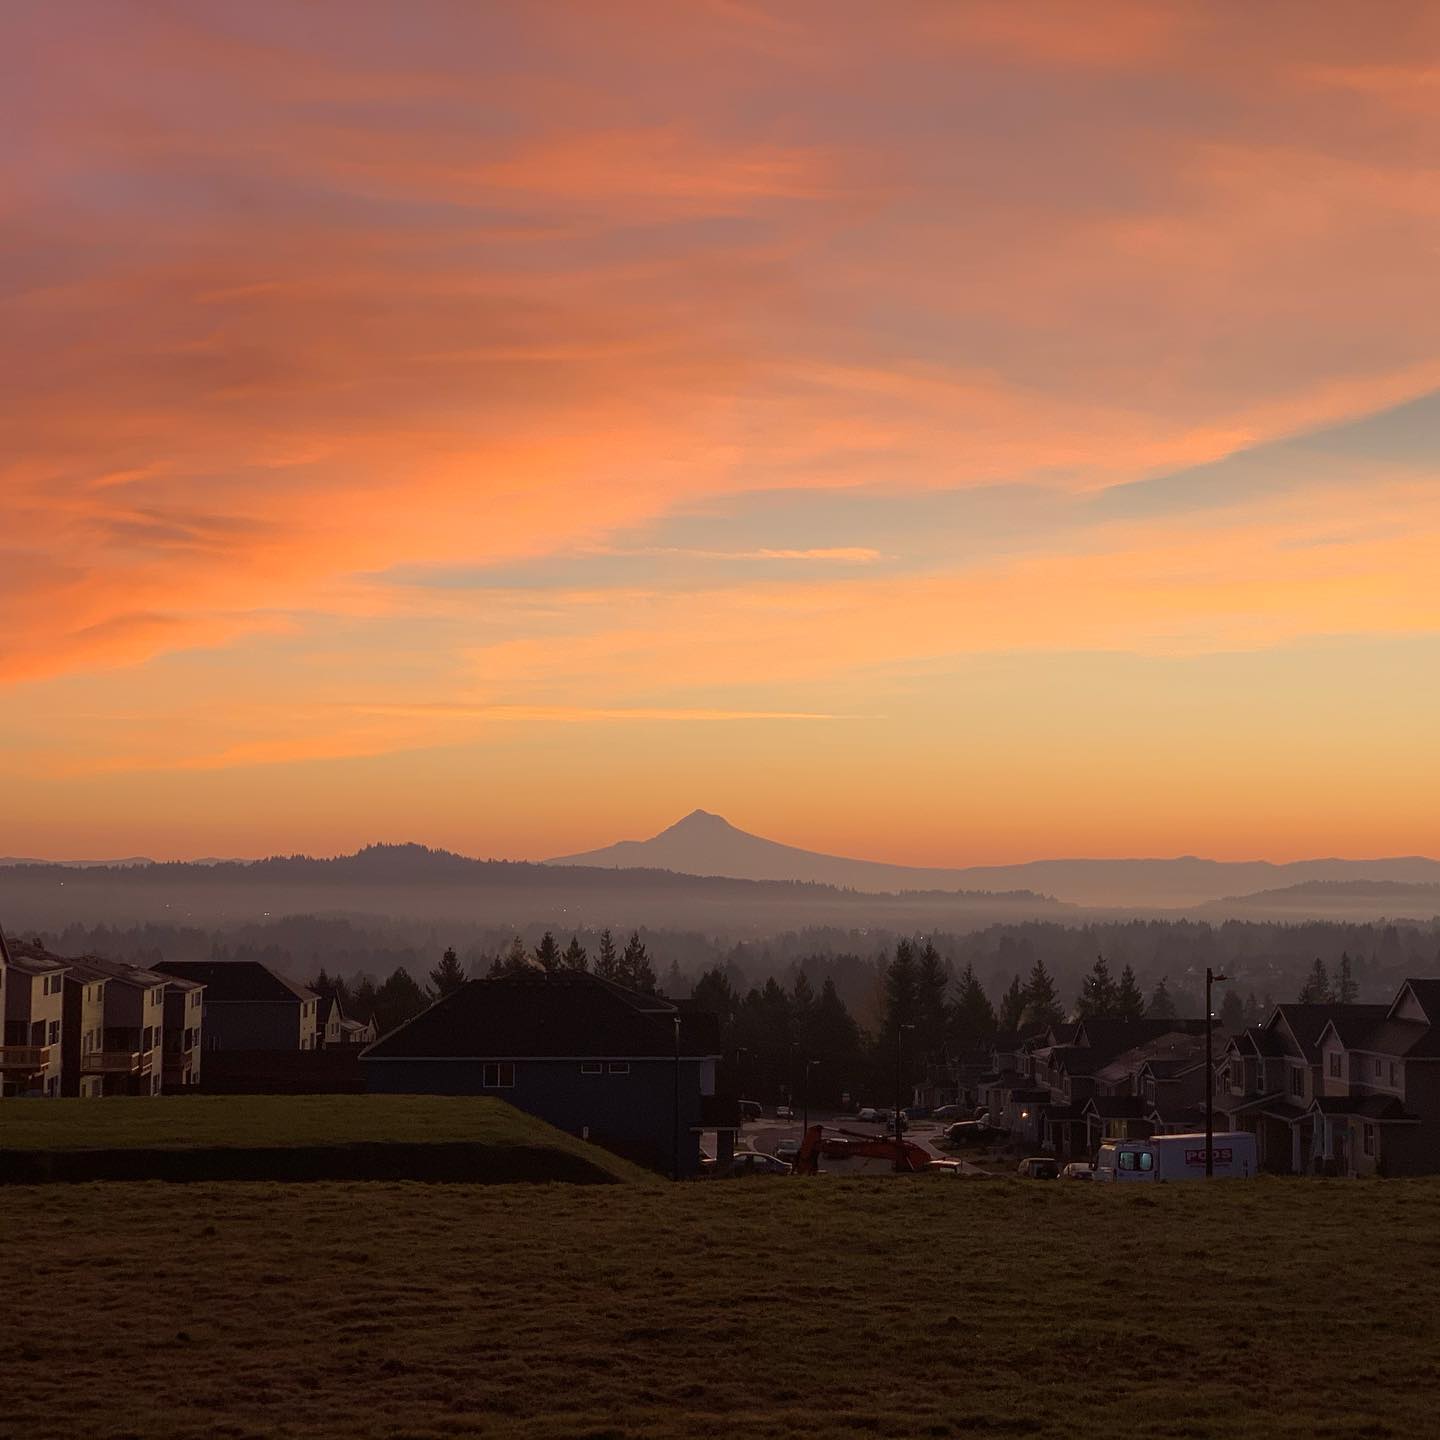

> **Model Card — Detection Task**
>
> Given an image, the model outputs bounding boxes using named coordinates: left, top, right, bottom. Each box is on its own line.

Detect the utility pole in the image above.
left=672, top=1014, right=681, bottom=1182
left=802, top=1058, right=816, bottom=1136
left=1205, top=967, right=1227, bottom=1178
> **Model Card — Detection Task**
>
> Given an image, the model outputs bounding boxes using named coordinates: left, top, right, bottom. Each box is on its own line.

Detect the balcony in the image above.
left=82, top=1050, right=144, bottom=1074
left=0, top=1046, right=50, bottom=1072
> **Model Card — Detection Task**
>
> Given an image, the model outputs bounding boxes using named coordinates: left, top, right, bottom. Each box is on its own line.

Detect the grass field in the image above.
left=4, top=1176, right=1439, bottom=1440
left=0, top=1095, right=651, bottom=1182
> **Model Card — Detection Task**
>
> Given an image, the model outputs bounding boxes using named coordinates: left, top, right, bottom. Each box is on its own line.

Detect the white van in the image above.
left=1094, top=1131, right=1257, bottom=1183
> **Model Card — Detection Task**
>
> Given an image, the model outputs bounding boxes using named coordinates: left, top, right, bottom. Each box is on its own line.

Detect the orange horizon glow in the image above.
left=4, top=2, right=1440, bottom=865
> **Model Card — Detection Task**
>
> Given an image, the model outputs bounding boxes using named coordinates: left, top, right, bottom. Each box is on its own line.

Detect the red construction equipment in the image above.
left=792, top=1123, right=936, bottom=1175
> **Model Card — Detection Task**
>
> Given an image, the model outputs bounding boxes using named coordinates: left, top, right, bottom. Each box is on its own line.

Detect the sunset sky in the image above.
left=5, top=1, right=1440, bottom=864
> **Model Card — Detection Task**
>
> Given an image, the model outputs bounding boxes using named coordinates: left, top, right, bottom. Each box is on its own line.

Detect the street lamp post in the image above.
left=1205, top=967, right=1227, bottom=1178
left=895, top=1023, right=914, bottom=1170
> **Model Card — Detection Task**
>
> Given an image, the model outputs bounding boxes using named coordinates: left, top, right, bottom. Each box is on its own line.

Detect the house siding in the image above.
left=366, top=1056, right=706, bottom=1174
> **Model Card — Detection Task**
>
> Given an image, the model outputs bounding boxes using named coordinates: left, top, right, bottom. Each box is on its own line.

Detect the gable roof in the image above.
left=154, top=960, right=316, bottom=1005
left=362, top=971, right=722, bottom=1061
left=1229, top=1025, right=1285, bottom=1059
left=1073, top=1017, right=1208, bottom=1066
left=1092, top=1031, right=1208, bottom=1087
left=1081, top=1095, right=1150, bottom=1120
left=1389, top=979, right=1440, bottom=1026
left=59, top=953, right=170, bottom=990
left=1271, top=1004, right=1391, bottom=1061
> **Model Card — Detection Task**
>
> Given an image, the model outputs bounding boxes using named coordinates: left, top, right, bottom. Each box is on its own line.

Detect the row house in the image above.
left=2, top=945, right=67, bottom=1098
left=1215, top=1002, right=1387, bottom=1173
left=1308, top=980, right=1440, bottom=1177
left=162, top=974, right=205, bottom=1088
left=0, top=933, right=205, bottom=1098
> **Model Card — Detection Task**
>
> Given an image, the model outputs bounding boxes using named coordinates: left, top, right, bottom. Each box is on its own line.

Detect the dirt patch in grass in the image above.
left=3, top=1176, right=1439, bottom=1438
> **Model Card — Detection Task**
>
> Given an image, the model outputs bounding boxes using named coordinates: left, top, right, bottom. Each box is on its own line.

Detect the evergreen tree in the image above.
left=1075, top=954, right=1117, bottom=1021
left=950, top=962, right=998, bottom=1050
left=810, top=977, right=863, bottom=1101
left=791, top=971, right=817, bottom=1055
left=1022, top=957, right=1064, bottom=1029
left=621, top=931, right=657, bottom=994
left=1218, top=988, right=1245, bottom=1034
left=1298, top=957, right=1333, bottom=1004
left=1245, top=991, right=1260, bottom=1026
left=350, top=974, right=378, bottom=1022
left=914, top=939, right=951, bottom=1061
left=373, top=966, right=429, bottom=1034
left=429, top=945, right=467, bottom=997
left=663, top=957, right=685, bottom=996
left=691, top=967, right=738, bottom=1028
left=1148, top=976, right=1177, bottom=1020
left=593, top=929, right=621, bottom=981
left=488, top=935, right=532, bottom=978
left=998, top=974, right=1027, bottom=1032
left=561, top=936, right=589, bottom=972
left=1113, top=963, right=1146, bottom=1021
left=1337, top=951, right=1359, bottom=1005
left=533, top=930, right=562, bottom=974
left=883, top=939, right=920, bottom=1035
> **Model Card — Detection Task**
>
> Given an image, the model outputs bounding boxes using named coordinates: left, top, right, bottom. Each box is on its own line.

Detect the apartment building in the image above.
left=56, top=952, right=169, bottom=1097
left=61, top=966, right=108, bottom=1097
left=155, top=960, right=319, bottom=1050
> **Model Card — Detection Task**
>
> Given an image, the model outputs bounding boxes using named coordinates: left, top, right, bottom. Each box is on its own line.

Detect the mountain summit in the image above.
left=547, top=813, right=1440, bottom=907
left=546, top=811, right=1000, bottom=894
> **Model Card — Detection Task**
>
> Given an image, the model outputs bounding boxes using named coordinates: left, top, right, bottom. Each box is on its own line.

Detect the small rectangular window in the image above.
left=1390, top=1062, right=1398, bottom=1087
left=48, top=1020, right=60, bottom=1045
left=1374, top=1058, right=1382, bottom=1079
left=482, top=1062, right=515, bottom=1088
left=1363, top=1123, right=1375, bottom=1157
left=608, top=1062, right=630, bottom=1075
left=580, top=1062, right=603, bottom=1075
left=1329, top=1053, right=1341, bottom=1078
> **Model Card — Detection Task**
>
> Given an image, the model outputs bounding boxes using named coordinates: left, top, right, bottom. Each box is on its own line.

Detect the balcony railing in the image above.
left=0, top=1046, right=50, bottom=1072
left=82, top=1050, right=143, bottom=1074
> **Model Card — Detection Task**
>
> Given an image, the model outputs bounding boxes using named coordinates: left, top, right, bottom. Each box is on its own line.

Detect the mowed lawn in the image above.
left=0, top=1095, right=649, bottom=1181
left=4, top=1178, right=1439, bottom=1440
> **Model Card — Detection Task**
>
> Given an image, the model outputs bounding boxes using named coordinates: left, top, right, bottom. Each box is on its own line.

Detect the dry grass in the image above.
left=0, top=1095, right=651, bottom=1182
left=4, top=1175, right=1439, bottom=1439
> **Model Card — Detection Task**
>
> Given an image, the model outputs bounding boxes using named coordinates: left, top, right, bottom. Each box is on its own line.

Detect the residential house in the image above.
left=154, top=961, right=319, bottom=1050
left=361, top=970, right=727, bottom=1176
left=314, top=993, right=378, bottom=1048
left=61, top=965, right=108, bottom=1098
left=1305, top=979, right=1440, bottom=1177
left=161, top=974, right=205, bottom=1089
left=2, top=945, right=67, bottom=1097
left=1216, top=1003, right=1388, bottom=1173
left=54, top=953, right=169, bottom=1096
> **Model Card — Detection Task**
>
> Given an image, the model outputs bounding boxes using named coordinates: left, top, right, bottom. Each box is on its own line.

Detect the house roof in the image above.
left=1309, top=1094, right=1419, bottom=1122
left=12, top=941, right=171, bottom=990
left=1229, top=1025, right=1285, bottom=1059
left=155, top=960, right=317, bottom=1005
left=1074, top=1017, right=1208, bottom=1067
left=362, top=971, right=722, bottom=1061
left=1396, top=979, right=1440, bottom=1023
left=1082, top=1095, right=1150, bottom=1119
left=1272, top=1005, right=1387, bottom=1061
left=5, top=945, right=69, bottom=977
left=1093, top=1031, right=1207, bottom=1088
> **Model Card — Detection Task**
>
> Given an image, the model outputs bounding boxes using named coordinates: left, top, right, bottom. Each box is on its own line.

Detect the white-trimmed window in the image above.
left=1374, top=1058, right=1382, bottom=1079
left=1363, top=1123, right=1375, bottom=1157
left=580, top=1061, right=603, bottom=1075
left=482, top=1062, right=515, bottom=1088
left=608, top=1062, right=630, bottom=1076
left=1328, top=1053, right=1341, bottom=1078
left=1390, top=1062, right=1399, bottom=1088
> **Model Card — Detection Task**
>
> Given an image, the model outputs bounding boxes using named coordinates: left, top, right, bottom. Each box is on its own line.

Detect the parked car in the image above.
left=874, top=1109, right=910, bottom=1132
left=775, top=1105, right=794, bottom=1120
left=932, top=1104, right=964, bottom=1120
left=728, top=1152, right=792, bottom=1177
left=774, top=1138, right=801, bottom=1160
left=1060, top=1162, right=1095, bottom=1181
left=1016, top=1157, right=1059, bottom=1180
left=738, top=1100, right=762, bottom=1123
left=944, top=1121, right=998, bottom=1147
left=856, top=1107, right=880, bottom=1123
left=821, top=1136, right=853, bottom=1159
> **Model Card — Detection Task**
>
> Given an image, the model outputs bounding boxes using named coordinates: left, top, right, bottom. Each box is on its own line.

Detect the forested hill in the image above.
left=0, top=843, right=1070, bottom=936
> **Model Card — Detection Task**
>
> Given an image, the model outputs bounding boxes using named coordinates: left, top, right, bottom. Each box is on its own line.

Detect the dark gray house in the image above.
left=154, top=960, right=319, bottom=1051
left=361, top=971, right=728, bottom=1176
